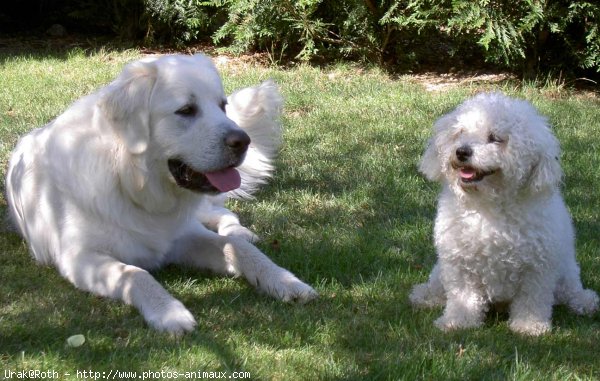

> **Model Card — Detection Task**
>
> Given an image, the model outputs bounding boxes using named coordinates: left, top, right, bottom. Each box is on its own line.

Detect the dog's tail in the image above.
left=226, top=80, right=283, bottom=199
left=555, top=267, right=599, bottom=316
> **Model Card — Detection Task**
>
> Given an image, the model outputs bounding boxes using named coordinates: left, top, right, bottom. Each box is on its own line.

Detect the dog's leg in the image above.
left=434, top=286, right=487, bottom=331
left=168, top=227, right=317, bottom=302
left=508, top=271, right=555, bottom=336
left=198, top=195, right=259, bottom=242
left=409, top=263, right=446, bottom=308
left=58, top=251, right=196, bottom=335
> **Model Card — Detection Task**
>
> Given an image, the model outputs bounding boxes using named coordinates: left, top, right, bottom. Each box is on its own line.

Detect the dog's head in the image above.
left=99, top=54, right=250, bottom=195
left=420, top=92, right=562, bottom=199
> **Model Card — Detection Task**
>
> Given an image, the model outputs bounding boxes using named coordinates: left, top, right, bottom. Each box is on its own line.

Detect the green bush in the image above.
left=209, top=0, right=600, bottom=78
left=441, top=0, right=600, bottom=78
left=142, top=0, right=225, bottom=45
left=211, top=0, right=378, bottom=62
left=11, top=0, right=598, bottom=78
left=548, top=1, right=600, bottom=74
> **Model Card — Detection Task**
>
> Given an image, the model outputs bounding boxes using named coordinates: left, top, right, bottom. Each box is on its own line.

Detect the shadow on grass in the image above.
left=0, top=36, right=140, bottom=63
left=0, top=238, right=250, bottom=374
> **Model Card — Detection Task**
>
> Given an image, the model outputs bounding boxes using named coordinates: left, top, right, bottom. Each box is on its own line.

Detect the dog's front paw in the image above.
left=219, top=224, right=260, bottom=243
left=262, top=270, right=318, bottom=303
left=434, top=315, right=482, bottom=332
left=509, top=319, right=551, bottom=336
left=144, top=299, right=197, bottom=335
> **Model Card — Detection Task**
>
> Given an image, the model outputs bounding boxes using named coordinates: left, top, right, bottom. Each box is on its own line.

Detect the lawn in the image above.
left=1, top=48, right=600, bottom=380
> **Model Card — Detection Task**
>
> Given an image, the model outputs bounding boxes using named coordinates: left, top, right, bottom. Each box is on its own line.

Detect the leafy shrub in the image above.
left=210, top=0, right=599, bottom=78
left=143, top=0, right=224, bottom=45
left=212, top=0, right=378, bottom=62
left=441, top=0, right=600, bottom=77
left=547, top=1, right=600, bottom=74
left=7, top=0, right=598, bottom=78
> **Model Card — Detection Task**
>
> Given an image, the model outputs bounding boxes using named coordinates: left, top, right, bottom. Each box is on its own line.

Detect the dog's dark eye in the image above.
left=175, top=104, right=198, bottom=117
left=219, top=99, right=227, bottom=112
left=488, top=133, right=504, bottom=143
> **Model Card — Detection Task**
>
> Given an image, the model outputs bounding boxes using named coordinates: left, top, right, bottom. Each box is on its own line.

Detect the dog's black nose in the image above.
left=456, top=145, right=473, bottom=162
left=224, top=129, right=251, bottom=154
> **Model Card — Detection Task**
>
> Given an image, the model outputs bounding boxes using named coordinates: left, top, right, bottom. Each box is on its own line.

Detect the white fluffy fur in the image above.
left=6, top=54, right=317, bottom=335
left=201, top=80, right=284, bottom=242
left=410, top=92, right=598, bottom=336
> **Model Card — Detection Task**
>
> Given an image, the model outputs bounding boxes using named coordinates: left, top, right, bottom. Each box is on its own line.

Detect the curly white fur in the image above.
left=410, top=92, right=598, bottom=336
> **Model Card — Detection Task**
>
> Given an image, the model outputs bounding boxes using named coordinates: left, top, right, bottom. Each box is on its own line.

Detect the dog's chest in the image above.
left=437, top=208, right=545, bottom=300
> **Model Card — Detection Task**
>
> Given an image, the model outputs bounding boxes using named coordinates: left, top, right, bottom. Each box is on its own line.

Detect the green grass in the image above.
left=1, top=48, right=600, bottom=380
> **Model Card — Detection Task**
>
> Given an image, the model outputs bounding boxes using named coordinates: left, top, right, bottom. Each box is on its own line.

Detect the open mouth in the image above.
left=453, top=164, right=496, bottom=184
left=168, top=159, right=241, bottom=193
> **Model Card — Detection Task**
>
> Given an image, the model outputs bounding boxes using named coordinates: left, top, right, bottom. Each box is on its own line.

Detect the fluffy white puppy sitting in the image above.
left=6, top=54, right=317, bottom=335
left=410, top=92, right=598, bottom=335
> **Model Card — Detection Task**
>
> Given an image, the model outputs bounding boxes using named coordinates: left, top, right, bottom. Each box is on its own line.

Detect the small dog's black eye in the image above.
left=488, top=133, right=504, bottom=143
left=219, top=99, right=227, bottom=112
left=175, top=104, right=198, bottom=117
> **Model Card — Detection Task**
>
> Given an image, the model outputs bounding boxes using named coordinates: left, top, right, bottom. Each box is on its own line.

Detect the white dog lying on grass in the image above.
left=410, top=92, right=598, bottom=335
left=6, top=54, right=317, bottom=335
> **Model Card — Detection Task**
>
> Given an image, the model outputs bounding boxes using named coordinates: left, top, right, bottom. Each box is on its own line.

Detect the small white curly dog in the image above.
left=410, top=92, right=598, bottom=335
left=6, top=54, right=317, bottom=335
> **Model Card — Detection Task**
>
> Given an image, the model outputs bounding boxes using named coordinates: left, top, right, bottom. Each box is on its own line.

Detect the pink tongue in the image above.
left=205, top=168, right=241, bottom=192
left=460, top=168, right=476, bottom=180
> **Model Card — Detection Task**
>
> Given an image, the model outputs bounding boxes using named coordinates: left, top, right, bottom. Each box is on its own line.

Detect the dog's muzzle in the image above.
left=168, top=129, right=251, bottom=193
left=452, top=145, right=496, bottom=185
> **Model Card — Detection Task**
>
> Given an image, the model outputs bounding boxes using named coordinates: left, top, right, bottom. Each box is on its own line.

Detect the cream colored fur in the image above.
left=6, top=54, right=317, bottom=335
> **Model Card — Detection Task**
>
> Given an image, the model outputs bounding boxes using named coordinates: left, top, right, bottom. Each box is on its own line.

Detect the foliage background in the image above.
left=1, top=0, right=599, bottom=80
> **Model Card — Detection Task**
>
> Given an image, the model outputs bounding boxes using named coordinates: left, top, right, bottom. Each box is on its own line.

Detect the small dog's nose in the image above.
left=456, top=145, right=473, bottom=162
left=224, top=129, right=251, bottom=154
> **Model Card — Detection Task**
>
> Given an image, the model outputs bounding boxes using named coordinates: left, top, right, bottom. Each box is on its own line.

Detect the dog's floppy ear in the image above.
left=419, top=114, right=453, bottom=182
left=419, top=138, right=442, bottom=181
left=99, top=59, right=158, bottom=154
left=528, top=133, right=563, bottom=195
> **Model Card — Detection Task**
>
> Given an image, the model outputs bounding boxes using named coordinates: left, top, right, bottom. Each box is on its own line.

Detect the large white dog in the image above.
left=6, top=54, right=317, bottom=334
left=410, top=92, right=598, bottom=335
